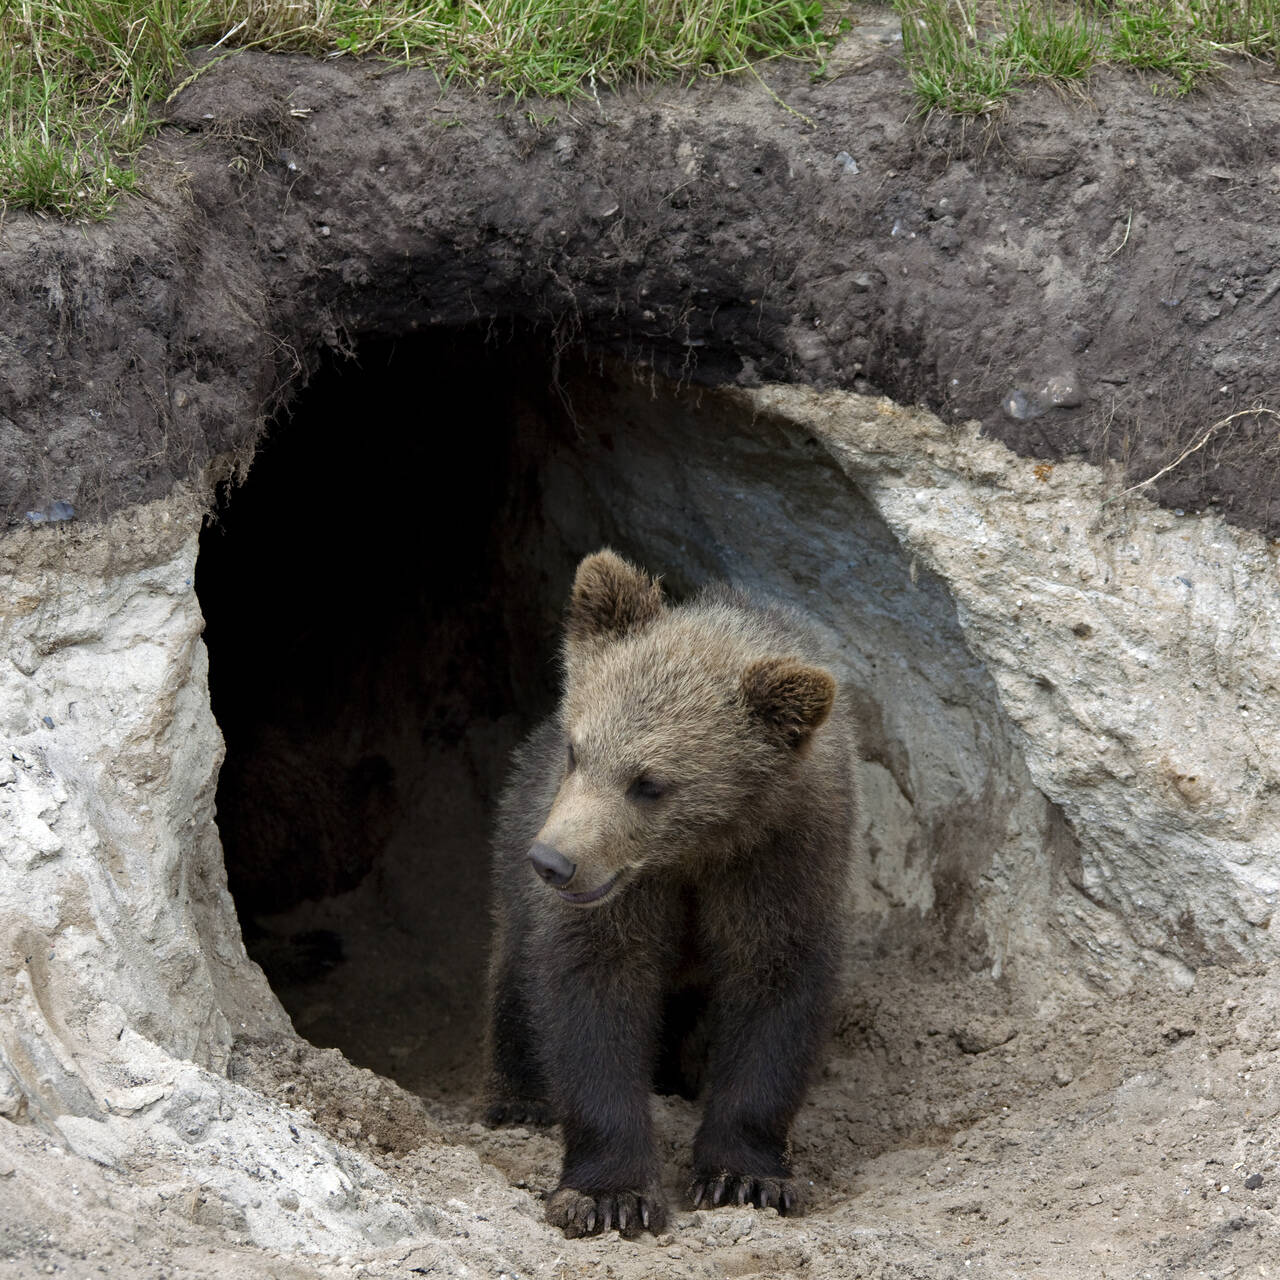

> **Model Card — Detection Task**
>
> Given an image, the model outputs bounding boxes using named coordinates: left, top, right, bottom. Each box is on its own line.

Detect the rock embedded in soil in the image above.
left=953, top=1019, right=1019, bottom=1055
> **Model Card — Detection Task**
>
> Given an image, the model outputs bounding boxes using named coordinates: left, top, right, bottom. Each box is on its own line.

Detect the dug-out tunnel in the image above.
left=196, top=327, right=1070, bottom=1102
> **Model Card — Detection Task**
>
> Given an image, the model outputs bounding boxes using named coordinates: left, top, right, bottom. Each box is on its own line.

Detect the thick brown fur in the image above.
left=485, top=550, right=860, bottom=1240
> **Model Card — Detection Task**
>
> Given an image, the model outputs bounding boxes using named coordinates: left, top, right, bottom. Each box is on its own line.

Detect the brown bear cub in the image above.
left=486, top=550, right=858, bottom=1239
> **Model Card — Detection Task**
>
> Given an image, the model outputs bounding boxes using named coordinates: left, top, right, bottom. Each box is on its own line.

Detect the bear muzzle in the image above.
left=529, top=840, right=576, bottom=887
left=528, top=840, right=624, bottom=906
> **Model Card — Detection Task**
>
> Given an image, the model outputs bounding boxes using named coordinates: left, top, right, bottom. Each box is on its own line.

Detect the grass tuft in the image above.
left=897, top=0, right=1280, bottom=116
left=901, top=0, right=1018, bottom=114
left=7, top=1, right=1280, bottom=216
left=994, top=2, right=1096, bottom=79
left=1104, top=1, right=1215, bottom=92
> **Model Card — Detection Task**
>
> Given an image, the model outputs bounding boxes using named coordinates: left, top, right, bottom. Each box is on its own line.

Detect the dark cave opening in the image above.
left=197, top=327, right=582, bottom=1092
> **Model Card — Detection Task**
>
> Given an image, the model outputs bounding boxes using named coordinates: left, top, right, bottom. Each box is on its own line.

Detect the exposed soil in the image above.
left=5, top=961, right=1278, bottom=1278
left=3, top=11, right=1280, bottom=535
left=413, top=962, right=1280, bottom=1280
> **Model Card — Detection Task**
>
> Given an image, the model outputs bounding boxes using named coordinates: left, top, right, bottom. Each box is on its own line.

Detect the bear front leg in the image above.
left=535, top=932, right=670, bottom=1239
left=690, top=929, right=837, bottom=1217
left=485, top=940, right=556, bottom=1128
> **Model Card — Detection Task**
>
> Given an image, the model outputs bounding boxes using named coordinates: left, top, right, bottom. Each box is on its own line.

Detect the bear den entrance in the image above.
left=197, top=327, right=579, bottom=1097
left=197, top=324, right=1021, bottom=1107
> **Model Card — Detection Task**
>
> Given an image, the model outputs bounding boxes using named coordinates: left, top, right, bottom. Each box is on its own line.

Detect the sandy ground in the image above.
left=6, top=945, right=1276, bottom=1280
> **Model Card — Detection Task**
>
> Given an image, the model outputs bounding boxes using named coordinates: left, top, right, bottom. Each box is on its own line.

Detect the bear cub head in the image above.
left=529, top=549, right=837, bottom=907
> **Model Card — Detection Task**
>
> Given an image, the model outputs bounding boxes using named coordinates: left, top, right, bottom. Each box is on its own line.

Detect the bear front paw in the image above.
left=689, top=1173, right=805, bottom=1216
left=546, top=1185, right=669, bottom=1239
left=483, top=1097, right=556, bottom=1128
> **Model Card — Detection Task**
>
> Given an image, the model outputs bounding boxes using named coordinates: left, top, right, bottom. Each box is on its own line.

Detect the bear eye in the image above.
left=629, top=774, right=668, bottom=802
left=566, top=741, right=577, bottom=773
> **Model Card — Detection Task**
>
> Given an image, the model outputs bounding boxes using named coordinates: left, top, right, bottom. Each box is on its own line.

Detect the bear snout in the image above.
left=529, top=840, right=576, bottom=888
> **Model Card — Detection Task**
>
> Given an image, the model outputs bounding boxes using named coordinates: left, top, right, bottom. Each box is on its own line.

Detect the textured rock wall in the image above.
left=0, top=491, right=281, bottom=1125
left=743, top=384, right=1280, bottom=987
left=0, top=493, right=466, bottom=1254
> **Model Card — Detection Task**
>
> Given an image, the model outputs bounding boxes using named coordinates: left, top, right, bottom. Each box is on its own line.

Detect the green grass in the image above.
left=996, top=1, right=1094, bottom=78
left=900, top=1, right=1018, bottom=114
left=1, top=0, right=831, bottom=219
left=898, top=0, right=1280, bottom=116
left=1105, top=2, right=1215, bottom=92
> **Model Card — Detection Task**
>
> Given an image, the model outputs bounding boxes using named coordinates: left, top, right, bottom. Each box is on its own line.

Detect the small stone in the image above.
left=1052, top=1065, right=1074, bottom=1087
left=41, top=716, right=54, bottom=729
left=26, top=501, right=75, bottom=524
left=835, top=151, right=859, bottom=175
left=1004, top=372, right=1083, bottom=421
left=932, top=225, right=961, bottom=253
left=1040, top=373, right=1083, bottom=408
left=278, top=1190, right=300, bottom=1211
left=1003, top=389, right=1044, bottom=421
left=1245, top=1173, right=1263, bottom=1190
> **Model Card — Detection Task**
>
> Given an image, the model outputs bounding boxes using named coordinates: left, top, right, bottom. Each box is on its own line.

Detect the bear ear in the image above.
left=565, top=549, right=665, bottom=651
left=740, top=657, right=836, bottom=749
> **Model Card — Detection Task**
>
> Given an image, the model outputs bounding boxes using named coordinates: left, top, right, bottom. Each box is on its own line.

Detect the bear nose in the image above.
left=529, top=841, right=576, bottom=888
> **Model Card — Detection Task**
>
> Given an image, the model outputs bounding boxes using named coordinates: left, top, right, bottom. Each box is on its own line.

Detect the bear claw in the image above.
left=546, top=1186, right=668, bottom=1239
left=689, top=1174, right=804, bottom=1216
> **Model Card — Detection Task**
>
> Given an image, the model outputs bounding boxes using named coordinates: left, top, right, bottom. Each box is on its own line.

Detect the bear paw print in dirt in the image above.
left=485, top=549, right=861, bottom=1241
